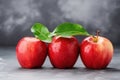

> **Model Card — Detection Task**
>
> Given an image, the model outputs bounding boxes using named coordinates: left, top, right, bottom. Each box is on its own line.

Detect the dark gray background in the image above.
left=0, top=0, right=120, bottom=47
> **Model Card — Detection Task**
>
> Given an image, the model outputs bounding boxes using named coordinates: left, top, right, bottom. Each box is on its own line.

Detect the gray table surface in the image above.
left=0, top=47, right=120, bottom=80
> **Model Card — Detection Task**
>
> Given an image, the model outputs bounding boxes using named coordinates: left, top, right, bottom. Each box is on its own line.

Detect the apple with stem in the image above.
left=80, top=31, right=114, bottom=69
left=16, top=37, right=47, bottom=68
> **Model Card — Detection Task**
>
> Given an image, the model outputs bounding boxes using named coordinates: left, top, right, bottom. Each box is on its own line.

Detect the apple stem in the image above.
left=92, top=30, right=100, bottom=42
left=96, top=30, right=100, bottom=39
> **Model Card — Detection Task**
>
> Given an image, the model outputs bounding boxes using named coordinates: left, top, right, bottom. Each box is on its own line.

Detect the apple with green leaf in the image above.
left=80, top=31, right=114, bottom=69
left=48, top=23, right=89, bottom=69
left=16, top=23, right=50, bottom=69
left=31, top=22, right=89, bottom=69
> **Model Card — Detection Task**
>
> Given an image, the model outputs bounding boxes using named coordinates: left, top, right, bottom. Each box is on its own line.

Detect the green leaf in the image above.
left=31, top=23, right=52, bottom=43
left=52, top=22, right=90, bottom=37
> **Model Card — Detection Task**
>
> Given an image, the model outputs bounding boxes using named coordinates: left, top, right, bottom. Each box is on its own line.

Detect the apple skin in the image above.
left=80, top=36, right=114, bottom=69
left=48, top=36, right=79, bottom=69
left=16, top=37, right=47, bottom=69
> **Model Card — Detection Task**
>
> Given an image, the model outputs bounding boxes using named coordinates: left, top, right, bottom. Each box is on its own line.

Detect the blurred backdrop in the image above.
left=0, top=0, right=120, bottom=47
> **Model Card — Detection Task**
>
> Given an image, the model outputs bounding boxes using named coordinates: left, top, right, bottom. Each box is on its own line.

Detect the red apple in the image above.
left=16, top=37, right=47, bottom=69
left=48, top=36, right=79, bottom=69
left=80, top=35, right=114, bottom=69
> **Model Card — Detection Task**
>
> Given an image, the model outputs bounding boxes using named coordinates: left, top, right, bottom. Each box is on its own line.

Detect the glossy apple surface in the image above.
left=80, top=36, right=114, bottom=69
left=16, top=37, right=47, bottom=69
left=48, top=36, right=79, bottom=69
